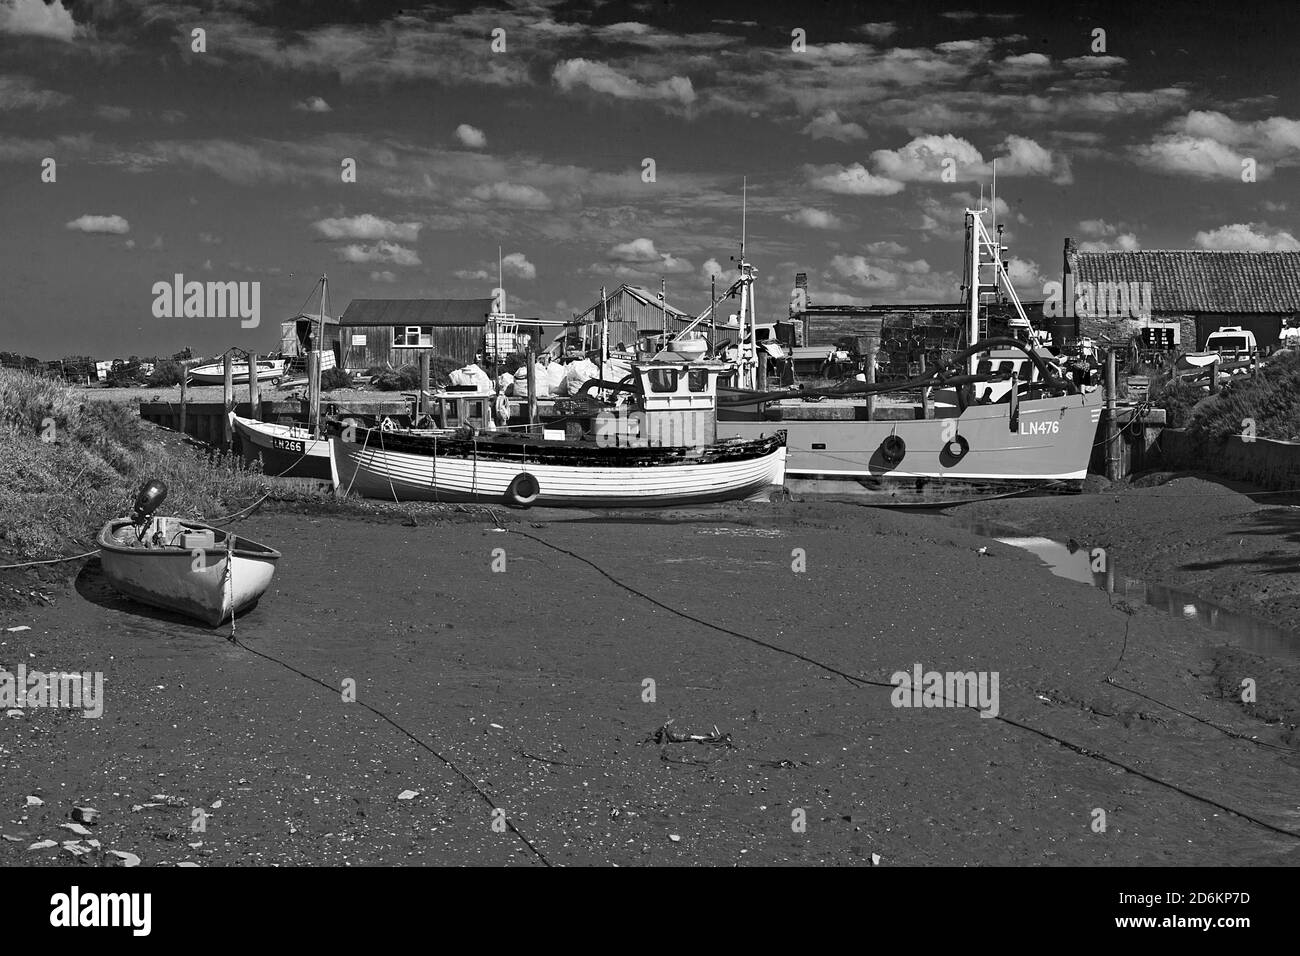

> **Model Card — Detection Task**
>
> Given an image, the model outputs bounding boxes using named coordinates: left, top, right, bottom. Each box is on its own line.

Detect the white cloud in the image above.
left=455, top=123, right=486, bottom=149
left=294, top=96, right=332, bottom=112
left=1004, top=257, right=1043, bottom=289
left=1131, top=134, right=1252, bottom=179
left=997, top=52, right=1052, bottom=76
left=1062, top=55, right=1127, bottom=71
left=0, top=0, right=79, bottom=41
left=0, top=74, right=70, bottom=111
left=864, top=240, right=908, bottom=256
left=553, top=59, right=695, bottom=107
left=857, top=22, right=898, bottom=41
left=1193, top=223, right=1300, bottom=252
left=785, top=207, right=844, bottom=229
left=469, top=182, right=553, bottom=209
left=806, top=162, right=904, bottom=196
left=65, top=214, right=129, bottom=234
left=1078, top=234, right=1140, bottom=252
left=702, top=257, right=724, bottom=279
left=369, top=270, right=397, bottom=283
left=801, top=110, right=868, bottom=142
left=313, top=214, right=420, bottom=242
left=872, top=134, right=984, bottom=182
left=609, top=238, right=661, bottom=263
left=338, top=241, right=420, bottom=266
left=502, top=252, right=536, bottom=280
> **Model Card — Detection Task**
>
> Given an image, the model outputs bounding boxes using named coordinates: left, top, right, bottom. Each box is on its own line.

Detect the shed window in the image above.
left=647, top=369, right=678, bottom=392
left=395, top=326, right=433, bottom=347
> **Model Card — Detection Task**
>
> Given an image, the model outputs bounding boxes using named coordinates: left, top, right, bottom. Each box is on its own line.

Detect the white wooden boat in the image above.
left=188, top=359, right=285, bottom=386
left=329, top=358, right=787, bottom=507
left=97, top=517, right=280, bottom=626
left=229, top=412, right=331, bottom=479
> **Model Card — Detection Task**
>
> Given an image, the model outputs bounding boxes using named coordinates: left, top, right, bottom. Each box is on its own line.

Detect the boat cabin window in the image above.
left=1209, top=336, right=1249, bottom=351
left=444, top=401, right=459, bottom=425
left=1018, top=363, right=1033, bottom=381
left=997, top=360, right=1016, bottom=376
left=647, top=368, right=679, bottom=393
left=687, top=369, right=709, bottom=392
left=976, top=359, right=992, bottom=375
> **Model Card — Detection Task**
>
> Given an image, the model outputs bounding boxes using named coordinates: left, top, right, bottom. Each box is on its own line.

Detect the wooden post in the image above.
left=307, top=351, right=321, bottom=436
left=222, top=353, right=234, bottom=447
left=418, top=351, right=430, bottom=421
left=526, top=347, right=538, bottom=429
left=1105, top=349, right=1119, bottom=481
left=863, top=333, right=877, bottom=421
left=179, top=368, right=187, bottom=437
left=1209, top=357, right=1219, bottom=394
left=249, top=351, right=260, bottom=420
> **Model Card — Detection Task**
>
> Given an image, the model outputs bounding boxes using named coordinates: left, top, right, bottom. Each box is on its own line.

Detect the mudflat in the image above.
left=2, top=491, right=1297, bottom=866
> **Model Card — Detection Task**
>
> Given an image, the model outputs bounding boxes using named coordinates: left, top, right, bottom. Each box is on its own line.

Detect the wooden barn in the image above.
left=335, top=298, right=496, bottom=372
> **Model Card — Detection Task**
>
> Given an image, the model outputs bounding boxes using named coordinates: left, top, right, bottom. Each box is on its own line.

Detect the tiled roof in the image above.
left=339, top=298, right=495, bottom=327
left=1069, top=249, right=1300, bottom=314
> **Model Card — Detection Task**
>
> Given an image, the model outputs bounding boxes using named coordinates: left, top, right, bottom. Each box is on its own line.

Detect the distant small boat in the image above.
left=229, top=412, right=331, bottom=480
left=97, top=516, right=280, bottom=626
left=188, top=359, right=286, bottom=386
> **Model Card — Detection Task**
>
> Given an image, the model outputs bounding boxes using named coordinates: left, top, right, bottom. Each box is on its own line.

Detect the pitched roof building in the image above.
left=1063, top=241, right=1300, bottom=350
left=335, top=297, right=505, bottom=370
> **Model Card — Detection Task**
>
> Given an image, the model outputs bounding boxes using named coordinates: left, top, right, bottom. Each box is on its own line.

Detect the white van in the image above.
left=1204, top=326, right=1258, bottom=357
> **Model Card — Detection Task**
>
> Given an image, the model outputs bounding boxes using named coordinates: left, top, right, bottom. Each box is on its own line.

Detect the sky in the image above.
left=1, top=0, right=1297, bottom=359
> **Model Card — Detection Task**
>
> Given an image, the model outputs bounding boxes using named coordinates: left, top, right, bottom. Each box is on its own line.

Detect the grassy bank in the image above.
left=1151, top=349, right=1300, bottom=440
left=0, top=368, right=266, bottom=559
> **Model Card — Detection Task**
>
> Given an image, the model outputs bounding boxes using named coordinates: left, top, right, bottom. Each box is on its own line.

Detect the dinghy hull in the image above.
left=97, top=519, right=280, bottom=626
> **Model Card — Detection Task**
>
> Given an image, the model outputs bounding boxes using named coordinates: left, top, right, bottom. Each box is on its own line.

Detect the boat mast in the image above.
left=964, top=202, right=1037, bottom=375
left=314, top=273, right=326, bottom=435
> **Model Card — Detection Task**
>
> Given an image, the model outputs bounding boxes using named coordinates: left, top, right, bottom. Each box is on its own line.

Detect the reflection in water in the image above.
left=958, top=521, right=1299, bottom=661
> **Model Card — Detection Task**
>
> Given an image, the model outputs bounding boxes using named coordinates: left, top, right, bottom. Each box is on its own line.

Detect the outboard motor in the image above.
left=131, top=479, right=168, bottom=525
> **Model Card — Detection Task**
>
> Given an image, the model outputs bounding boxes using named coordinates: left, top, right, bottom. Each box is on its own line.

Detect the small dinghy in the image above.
left=96, top=480, right=280, bottom=626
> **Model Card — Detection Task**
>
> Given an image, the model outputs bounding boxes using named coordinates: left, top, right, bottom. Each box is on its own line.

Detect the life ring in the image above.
left=505, top=472, right=540, bottom=508
left=880, top=434, right=906, bottom=466
left=494, top=392, right=510, bottom=424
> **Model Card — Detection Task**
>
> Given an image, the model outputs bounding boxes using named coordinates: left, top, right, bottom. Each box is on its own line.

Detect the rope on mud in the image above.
left=222, top=632, right=552, bottom=867
left=0, top=548, right=101, bottom=570
left=1104, top=677, right=1295, bottom=754
left=508, top=529, right=1300, bottom=842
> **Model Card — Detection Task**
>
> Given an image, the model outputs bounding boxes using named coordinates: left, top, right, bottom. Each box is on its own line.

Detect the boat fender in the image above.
left=880, top=434, right=906, bottom=466
left=505, top=472, right=540, bottom=508
left=946, top=435, right=969, bottom=460
left=494, top=392, right=510, bottom=424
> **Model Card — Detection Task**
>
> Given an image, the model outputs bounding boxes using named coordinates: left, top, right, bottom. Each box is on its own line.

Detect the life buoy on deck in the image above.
left=494, top=392, right=510, bottom=425
left=505, top=472, right=541, bottom=508
left=880, top=434, right=906, bottom=466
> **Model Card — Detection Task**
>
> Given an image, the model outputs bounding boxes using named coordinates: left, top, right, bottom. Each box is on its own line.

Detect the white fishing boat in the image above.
left=713, top=207, right=1105, bottom=505
left=230, top=413, right=332, bottom=480
left=96, top=481, right=280, bottom=626
left=329, top=358, right=787, bottom=507
left=188, top=358, right=286, bottom=386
